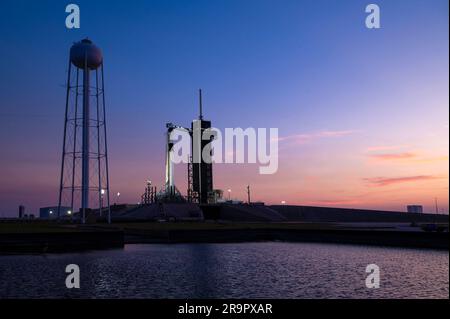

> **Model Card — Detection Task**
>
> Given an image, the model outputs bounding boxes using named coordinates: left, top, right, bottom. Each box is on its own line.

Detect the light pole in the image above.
left=116, top=192, right=121, bottom=204
left=100, top=189, right=105, bottom=217
left=227, top=189, right=231, bottom=201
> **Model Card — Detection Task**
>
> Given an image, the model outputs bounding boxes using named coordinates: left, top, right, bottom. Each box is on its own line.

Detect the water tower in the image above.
left=57, top=38, right=111, bottom=223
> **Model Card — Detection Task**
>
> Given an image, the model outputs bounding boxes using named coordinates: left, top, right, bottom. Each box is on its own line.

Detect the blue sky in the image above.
left=0, top=0, right=448, bottom=215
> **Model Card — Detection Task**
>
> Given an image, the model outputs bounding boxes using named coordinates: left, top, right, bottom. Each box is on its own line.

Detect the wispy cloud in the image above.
left=367, top=150, right=448, bottom=163
left=368, top=152, right=417, bottom=160
left=366, top=145, right=409, bottom=152
left=306, top=199, right=362, bottom=206
left=276, top=130, right=357, bottom=144
left=363, top=175, right=439, bottom=187
left=412, top=156, right=449, bottom=163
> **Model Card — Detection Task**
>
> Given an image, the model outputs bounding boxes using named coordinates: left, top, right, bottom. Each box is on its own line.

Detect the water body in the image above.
left=0, top=242, right=448, bottom=299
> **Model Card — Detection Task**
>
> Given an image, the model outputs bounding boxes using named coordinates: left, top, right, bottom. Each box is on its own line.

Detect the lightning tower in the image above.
left=189, top=89, right=214, bottom=204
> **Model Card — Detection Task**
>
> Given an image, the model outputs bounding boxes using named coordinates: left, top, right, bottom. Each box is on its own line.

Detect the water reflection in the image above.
left=0, top=242, right=448, bottom=299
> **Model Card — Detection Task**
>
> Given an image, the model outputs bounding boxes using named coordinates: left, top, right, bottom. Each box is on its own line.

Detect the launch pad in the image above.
left=142, top=89, right=215, bottom=206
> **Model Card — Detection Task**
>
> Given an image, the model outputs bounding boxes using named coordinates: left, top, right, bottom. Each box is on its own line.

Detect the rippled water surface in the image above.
left=0, top=242, right=448, bottom=298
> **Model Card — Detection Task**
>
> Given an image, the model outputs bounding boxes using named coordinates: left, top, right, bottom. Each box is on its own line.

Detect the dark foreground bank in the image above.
left=0, top=231, right=124, bottom=253
left=124, top=228, right=448, bottom=249
left=0, top=221, right=448, bottom=253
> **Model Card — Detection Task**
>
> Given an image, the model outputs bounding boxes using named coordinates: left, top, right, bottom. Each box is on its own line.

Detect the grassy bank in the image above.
left=98, top=221, right=339, bottom=231
left=0, top=222, right=81, bottom=233
left=0, top=221, right=340, bottom=235
left=1, top=221, right=448, bottom=251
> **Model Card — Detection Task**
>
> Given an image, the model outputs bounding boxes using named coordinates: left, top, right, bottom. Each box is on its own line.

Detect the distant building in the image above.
left=212, top=189, right=224, bottom=203
left=227, top=200, right=244, bottom=205
left=407, top=205, right=423, bottom=214
left=18, top=205, right=25, bottom=218
left=39, top=206, right=71, bottom=219
left=251, top=201, right=265, bottom=206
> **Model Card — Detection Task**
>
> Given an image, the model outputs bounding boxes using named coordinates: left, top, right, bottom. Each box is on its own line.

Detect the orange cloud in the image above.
left=412, top=156, right=449, bottom=163
left=363, top=175, right=439, bottom=187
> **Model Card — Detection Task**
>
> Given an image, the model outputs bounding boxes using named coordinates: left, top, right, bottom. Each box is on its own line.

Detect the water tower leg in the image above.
left=57, top=59, right=72, bottom=219
left=81, top=67, right=90, bottom=223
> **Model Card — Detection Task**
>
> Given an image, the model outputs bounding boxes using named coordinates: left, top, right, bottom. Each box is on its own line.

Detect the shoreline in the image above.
left=0, top=231, right=124, bottom=254
left=1, top=223, right=448, bottom=254
left=123, top=228, right=449, bottom=250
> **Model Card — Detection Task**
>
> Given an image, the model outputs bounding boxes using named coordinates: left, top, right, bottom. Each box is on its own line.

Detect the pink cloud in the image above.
left=306, top=199, right=362, bottom=206
left=369, top=152, right=417, bottom=160
left=367, top=150, right=448, bottom=163
left=366, top=145, right=409, bottom=152
left=363, top=175, right=439, bottom=187
left=277, top=130, right=357, bottom=144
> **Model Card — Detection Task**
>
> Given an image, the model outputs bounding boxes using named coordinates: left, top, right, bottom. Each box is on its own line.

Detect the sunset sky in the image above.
left=0, top=0, right=448, bottom=216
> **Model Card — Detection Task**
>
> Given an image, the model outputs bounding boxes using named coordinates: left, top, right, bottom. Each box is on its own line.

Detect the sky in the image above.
left=0, top=0, right=448, bottom=216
